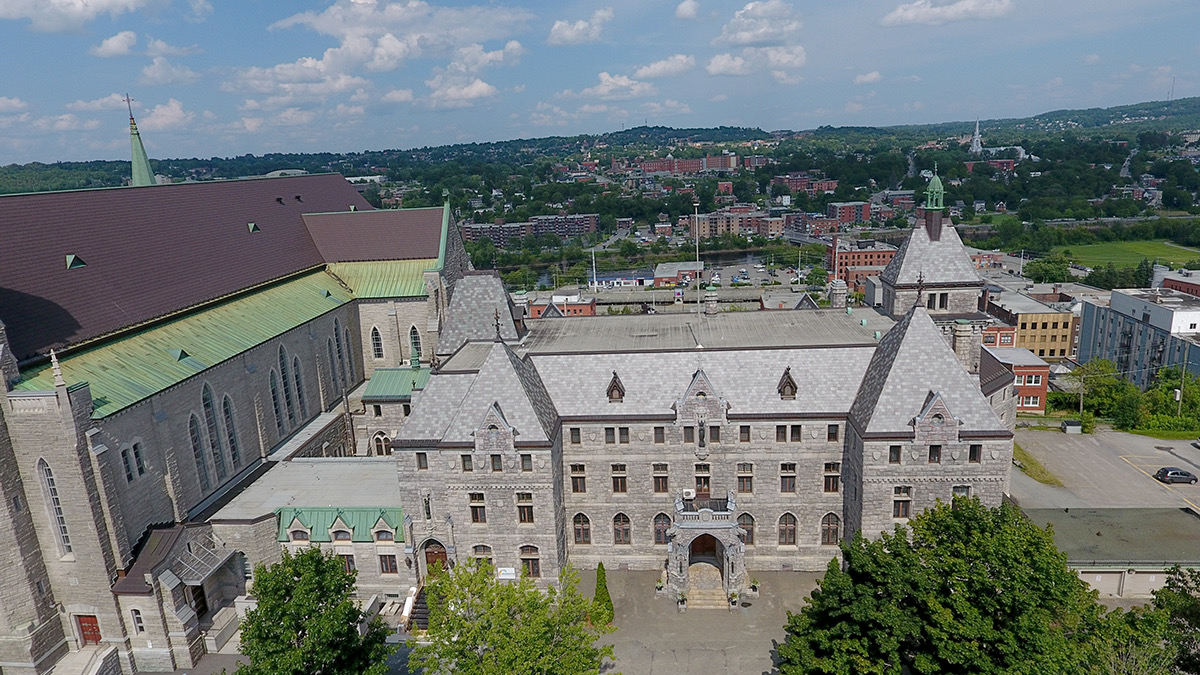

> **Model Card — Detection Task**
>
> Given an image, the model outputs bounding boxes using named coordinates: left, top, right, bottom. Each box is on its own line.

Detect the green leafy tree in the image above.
left=1023, top=254, right=1072, bottom=283
left=592, top=562, right=614, bottom=626
left=236, top=548, right=392, bottom=675
left=1084, top=607, right=1177, bottom=675
left=778, top=498, right=1101, bottom=674
left=1072, top=359, right=1139, bottom=417
left=410, top=560, right=614, bottom=675
left=1153, top=566, right=1200, bottom=673
left=806, top=266, right=828, bottom=287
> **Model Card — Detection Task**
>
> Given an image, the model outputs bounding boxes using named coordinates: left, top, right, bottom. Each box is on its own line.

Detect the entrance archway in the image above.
left=689, top=534, right=724, bottom=580
left=423, top=540, right=448, bottom=577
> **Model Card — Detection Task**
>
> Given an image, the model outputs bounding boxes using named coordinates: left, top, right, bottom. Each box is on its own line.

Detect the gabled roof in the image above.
left=398, top=342, right=557, bottom=447
left=879, top=222, right=981, bottom=288
left=302, top=205, right=447, bottom=263
left=437, top=273, right=520, bottom=355
left=848, top=305, right=1007, bottom=437
left=276, top=507, right=403, bottom=543
left=0, top=174, right=371, bottom=361
left=326, top=260, right=437, bottom=299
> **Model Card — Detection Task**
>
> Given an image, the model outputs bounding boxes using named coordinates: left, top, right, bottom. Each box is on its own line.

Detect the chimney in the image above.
left=830, top=279, right=848, bottom=310
left=953, top=319, right=976, bottom=373
left=924, top=209, right=943, bottom=242
left=704, top=291, right=719, bottom=315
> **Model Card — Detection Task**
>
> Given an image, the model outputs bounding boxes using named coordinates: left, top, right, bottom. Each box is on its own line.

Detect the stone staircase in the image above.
left=686, top=563, right=729, bottom=610
left=410, top=587, right=430, bottom=630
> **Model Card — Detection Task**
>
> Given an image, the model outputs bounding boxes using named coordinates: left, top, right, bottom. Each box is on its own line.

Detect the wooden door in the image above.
left=425, top=543, right=448, bottom=572
left=78, top=615, right=101, bottom=645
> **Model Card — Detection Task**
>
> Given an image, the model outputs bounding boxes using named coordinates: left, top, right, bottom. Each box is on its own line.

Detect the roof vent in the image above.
left=276, top=197, right=285, bottom=205
left=349, top=205, right=357, bottom=212
left=247, top=222, right=260, bottom=233
left=321, top=290, right=334, bottom=299
left=169, top=349, right=191, bottom=361
left=295, top=195, right=303, bottom=202
left=65, top=254, right=86, bottom=269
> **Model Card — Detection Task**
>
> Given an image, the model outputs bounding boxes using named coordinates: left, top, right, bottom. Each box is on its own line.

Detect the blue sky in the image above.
left=0, top=0, right=1196, bottom=163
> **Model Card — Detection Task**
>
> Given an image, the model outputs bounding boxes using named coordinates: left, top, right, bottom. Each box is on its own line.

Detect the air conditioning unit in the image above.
left=682, top=489, right=696, bottom=500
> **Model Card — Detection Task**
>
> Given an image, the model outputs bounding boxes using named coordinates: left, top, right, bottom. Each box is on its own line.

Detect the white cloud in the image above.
left=187, top=0, right=212, bottom=22
left=757, top=45, right=805, bottom=68
left=145, top=38, right=201, bottom=57
left=710, top=93, right=728, bottom=102
left=772, top=70, right=802, bottom=85
left=455, top=41, right=525, bottom=72
left=1044, top=76, right=1064, bottom=89
left=714, top=0, right=801, bottom=46
left=419, top=40, right=522, bottom=109
left=0, top=0, right=150, bottom=32
left=706, top=53, right=750, bottom=76
left=426, top=77, right=498, bottom=108
left=33, top=114, right=100, bottom=131
left=331, top=103, right=364, bottom=117
left=140, top=57, right=201, bottom=86
left=276, top=107, right=317, bottom=126
left=382, top=88, right=414, bottom=103
left=634, top=54, right=695, bottom=79
left=91, top=31, right=137, bottom=57
left=0, top=96, right=29, bottom=112
left=140, top=98, right=193, bottom=130
left=881, top=0, right=1011, bottom=26
left=547, top=7, right=614, bottom=45
left=561, top=72, right=656, bottom=100
left=675, top=0, right=699, bottom=19
left=844, top=101, right=864, bottom=113
left=1083, top=53, right=1101, bottom=65
left=642, top=99, right=692, bottom=116
left=240, top=117, right=263, bottom=133
left=66, top=93, right=129, bottom=111
left=854, top=70, right=882, bottom=85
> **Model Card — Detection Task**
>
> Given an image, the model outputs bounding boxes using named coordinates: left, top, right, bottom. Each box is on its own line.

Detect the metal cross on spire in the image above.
left=123, top=94, right=135, bottom=120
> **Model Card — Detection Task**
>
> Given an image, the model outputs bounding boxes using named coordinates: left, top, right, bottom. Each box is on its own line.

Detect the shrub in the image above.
left=1079, top=411, right=1096, bottom=434
left=592, top=562, right=614, bottom=625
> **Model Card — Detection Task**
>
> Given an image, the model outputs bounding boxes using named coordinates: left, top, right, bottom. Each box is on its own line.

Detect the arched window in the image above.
left=293, top=356, right=307, bottom=418
left=409, top=326, right=422, bottom=362
left=573, top=513, right=591, bottom=544
left=278, top=347, right=296, bottom=425
left=738, top=513, right=755, bottom=545
left=333, top=319, right=346, bottom=387
left=223, top=395, right=242, bottom=469
left=38, top=460, right=72, bottom=555
left=332, top=530, right=351, bottom=541
left=202, top=385, right=228, bottom=481
left=375, top=530, right=394, bottom=541
left=373, top=433, right=392, bottom=456
left=520, top=545, right=540, bottom=578
left=290, top=530, right=309, bottom=541
left=473, top=544, right=493, bottom=565
left=343, top=328, right=355, bottom=380
left=778, top=513, right=797, bottom=545
left=189, top=415, right=211, bottom=492
left=371, top=327, right=384, bottom=359
left=613, top=513, right=631, bottom=545
left=327, top=338, right=342, bottom=392
left=269, top=371, right=285, bottom=435
left=653, top=513, right=671, bottom=544
left=821, top=513, right=841, bottom=545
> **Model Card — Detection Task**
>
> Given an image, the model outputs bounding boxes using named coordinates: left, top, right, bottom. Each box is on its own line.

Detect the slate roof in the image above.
left=397, top=342, right=558, bottom=447
left=532, top=347, right=876, bottom=419
left=0, top=174, right=370, bottom=361
left=210, top=458, right=401, bottom=520
left=848, top=305, right=1008, bottom=437
left=879, top=221, right=982, bottom=288
left=437, top=273, right=520, bottom=355
left=302, top=206, right=446, bottom=262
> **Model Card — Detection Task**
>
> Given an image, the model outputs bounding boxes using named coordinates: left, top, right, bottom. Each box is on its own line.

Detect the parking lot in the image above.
left=1013, top=428, right=1200, bottom=511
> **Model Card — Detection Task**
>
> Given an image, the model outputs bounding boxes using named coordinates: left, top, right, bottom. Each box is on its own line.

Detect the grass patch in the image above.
left=1052, top=240, right=1200, bottom=269
left=1127, top=429, right=1200, bottom=441
left=1013, top=442, right=1064, bottom=487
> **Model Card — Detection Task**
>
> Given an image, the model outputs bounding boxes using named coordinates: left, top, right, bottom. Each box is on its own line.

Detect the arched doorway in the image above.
left=422, top=540, right=448, bottom=577
left=689, top=534, right=724, bottom=579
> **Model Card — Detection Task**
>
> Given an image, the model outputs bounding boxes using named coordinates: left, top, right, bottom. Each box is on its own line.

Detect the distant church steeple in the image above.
left=969, top=120, right=982, bottom=155
left=126, top=94, right=153, bottom=187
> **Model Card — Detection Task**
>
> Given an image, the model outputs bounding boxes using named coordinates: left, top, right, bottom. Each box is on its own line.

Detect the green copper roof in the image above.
left=130, top=117, right=153, bottom=187
left=276, top=507, right=403, bottom=543
left=362, top=367, right=431, bottom=402
left=925, top=165, right=945, bottom=210
left=14, top=271, right=354, bottom=418
left=326, top=259, right=437, bottom=299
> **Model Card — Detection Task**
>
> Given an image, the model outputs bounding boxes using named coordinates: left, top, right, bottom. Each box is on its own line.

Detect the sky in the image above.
left=0, top=0, right=1196, bottom=164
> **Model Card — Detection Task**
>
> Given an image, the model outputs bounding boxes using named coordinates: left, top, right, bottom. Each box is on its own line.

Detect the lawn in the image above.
left=1013, top=442, right=1064, bottom=487
left=1052, top=239, right=1200, bottom=268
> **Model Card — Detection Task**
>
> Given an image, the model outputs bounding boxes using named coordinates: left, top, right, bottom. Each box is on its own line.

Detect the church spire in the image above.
left=970, top=120, right=982, bottom=155
left=126, top=94, right=153, bottom=187
left=925, top=163, right=944, bottom=211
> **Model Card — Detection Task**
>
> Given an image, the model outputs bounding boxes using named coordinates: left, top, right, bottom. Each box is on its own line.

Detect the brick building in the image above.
left=460, top=213, right=598, bottom=246
left=826, top=201, right=871, bottom=225
left=826, top=237, right=898, bottom=292
left=982, top=347, right=1050, bottom=415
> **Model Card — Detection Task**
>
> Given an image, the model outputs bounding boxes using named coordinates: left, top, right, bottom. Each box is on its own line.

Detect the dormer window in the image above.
left=375, top=530, right=394, bottom=541
left=607, top=371, right=625, bottom=403
left=777, top=367, right=797, bottom=401
left=333, top=530, right=351, bottom=541
left=290, top=530, right=309, bottom=541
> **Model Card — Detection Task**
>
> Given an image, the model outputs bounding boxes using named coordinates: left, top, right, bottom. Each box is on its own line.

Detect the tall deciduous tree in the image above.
left=410, top=560, right=614, bottom=675
left=1153, top=566, right=1200, bottom=673
left=778, top=498, right=1101, bottom=674
left=236, top=548, right=393, bottom=675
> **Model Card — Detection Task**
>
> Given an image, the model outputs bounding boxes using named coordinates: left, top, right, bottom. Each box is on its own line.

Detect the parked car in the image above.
left=1154, top=467, right=1198, bottom=484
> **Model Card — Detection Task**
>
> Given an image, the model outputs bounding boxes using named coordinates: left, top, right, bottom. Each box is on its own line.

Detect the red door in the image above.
left=78, top=615, right=101, bottom=645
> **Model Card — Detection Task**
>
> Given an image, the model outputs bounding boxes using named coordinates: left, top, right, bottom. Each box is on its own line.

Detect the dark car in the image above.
left=1154, top=467, right=1198, bottom=484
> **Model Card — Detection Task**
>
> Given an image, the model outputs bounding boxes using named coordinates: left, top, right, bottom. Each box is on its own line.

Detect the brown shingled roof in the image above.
left=0, top=174, right=372, bottom=361
left=302, top=207, right=444, bottom=262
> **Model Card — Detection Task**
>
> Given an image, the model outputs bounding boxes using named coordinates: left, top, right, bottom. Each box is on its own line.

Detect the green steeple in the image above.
left=127, top=94, right=153, bottom=187
left=925, top=163, right=944, bottom=210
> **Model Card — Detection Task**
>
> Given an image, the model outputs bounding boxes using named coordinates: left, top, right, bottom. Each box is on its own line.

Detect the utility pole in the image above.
left=1179, top=340, right=1191, bottom=416
left=694, top=201, right=701, bottom=319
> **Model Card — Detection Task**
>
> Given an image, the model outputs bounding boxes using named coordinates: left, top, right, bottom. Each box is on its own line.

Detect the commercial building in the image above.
left=986, top=292, right=1075, bottom=362
left=826, top=201, right=871, bottom=226
left=1078, top=288, right=1200, bottom=389
left=460, top=213, right=599, bottom=246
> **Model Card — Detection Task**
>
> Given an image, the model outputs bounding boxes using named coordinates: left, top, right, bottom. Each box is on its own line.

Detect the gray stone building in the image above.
left=0, top=175, right=466, bottom=674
